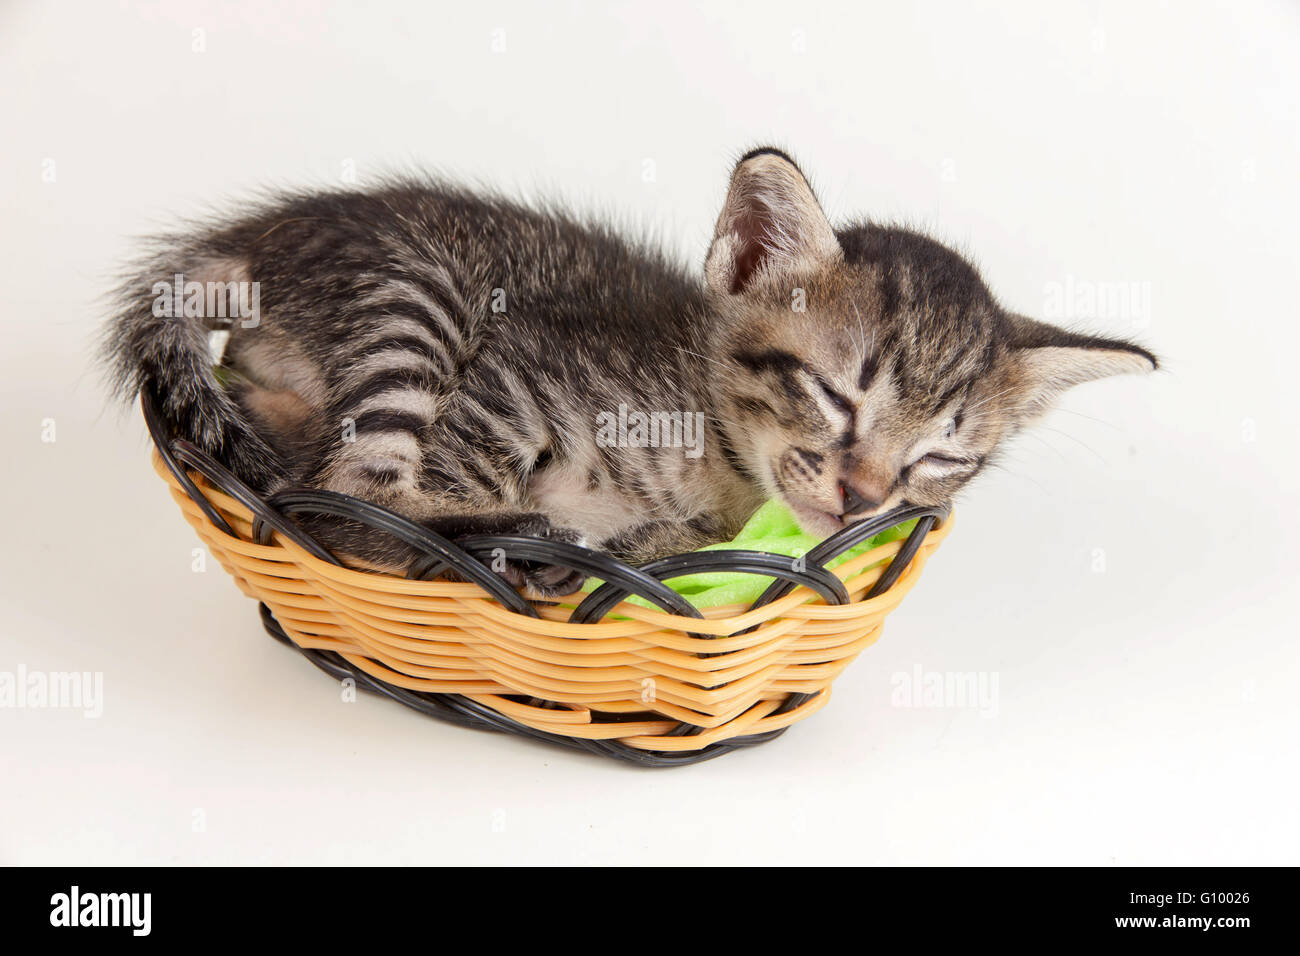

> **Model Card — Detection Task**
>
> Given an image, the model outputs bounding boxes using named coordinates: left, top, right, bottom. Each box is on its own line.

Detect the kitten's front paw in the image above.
left=490, top=520, right=590, bottom=599
left=518, top=562, right=588, bottom=599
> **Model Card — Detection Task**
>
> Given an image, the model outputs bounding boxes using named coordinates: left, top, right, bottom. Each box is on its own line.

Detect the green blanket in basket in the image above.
left=579, top=500, right=915, bottom=609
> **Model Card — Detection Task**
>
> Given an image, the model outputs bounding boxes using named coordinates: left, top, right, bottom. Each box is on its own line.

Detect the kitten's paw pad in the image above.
left=492, top=524, right=589, bottom=598
left=522, top=564, right=588, bottom=599
left=494, top=558, right=588, bottom=599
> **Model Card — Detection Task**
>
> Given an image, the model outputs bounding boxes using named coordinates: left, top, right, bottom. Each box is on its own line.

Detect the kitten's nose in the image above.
left=839, top=482, right=882, bottom=517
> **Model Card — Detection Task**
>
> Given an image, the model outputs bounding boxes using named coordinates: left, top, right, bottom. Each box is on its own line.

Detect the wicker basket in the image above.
left=143, top=394, right=951, bottom=765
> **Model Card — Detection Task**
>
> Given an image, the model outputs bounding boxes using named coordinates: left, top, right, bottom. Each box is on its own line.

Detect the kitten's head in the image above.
left=704, top=148, right=1156, bottom=536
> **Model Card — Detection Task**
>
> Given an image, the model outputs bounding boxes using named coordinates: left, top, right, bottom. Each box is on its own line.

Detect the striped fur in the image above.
left=102, top=150, right=1156, bottom=595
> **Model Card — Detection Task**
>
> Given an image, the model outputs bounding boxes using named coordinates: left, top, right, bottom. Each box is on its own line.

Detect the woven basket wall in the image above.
left=146, top=397, right=951, bottom=765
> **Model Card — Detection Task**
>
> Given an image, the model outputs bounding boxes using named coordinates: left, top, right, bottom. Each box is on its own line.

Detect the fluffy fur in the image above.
left=102, top=148, right=1156, bottom=595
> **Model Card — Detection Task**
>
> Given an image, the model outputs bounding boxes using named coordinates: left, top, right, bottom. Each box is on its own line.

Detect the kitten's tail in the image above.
left=101, top=251, right=286, bottom=491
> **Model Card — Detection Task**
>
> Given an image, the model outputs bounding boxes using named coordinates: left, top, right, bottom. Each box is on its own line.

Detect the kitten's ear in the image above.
left=705, top=148, right=842, bottom=297
left=1008, top=314, right=1158, bottom=419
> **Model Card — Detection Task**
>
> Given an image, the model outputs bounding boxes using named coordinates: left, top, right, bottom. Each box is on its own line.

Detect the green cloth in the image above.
left=580, top=500, right=915, bottom=609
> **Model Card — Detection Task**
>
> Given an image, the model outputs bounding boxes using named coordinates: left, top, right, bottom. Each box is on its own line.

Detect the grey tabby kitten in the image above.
left=104, top=148, right=1156, bottom=595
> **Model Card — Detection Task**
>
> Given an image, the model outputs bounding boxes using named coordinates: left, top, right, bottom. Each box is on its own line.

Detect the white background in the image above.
left=2, top=0, right=1297, bottom=865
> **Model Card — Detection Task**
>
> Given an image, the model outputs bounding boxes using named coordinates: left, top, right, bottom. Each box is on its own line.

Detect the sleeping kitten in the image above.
left=103, top=148, right=1156, bottom=595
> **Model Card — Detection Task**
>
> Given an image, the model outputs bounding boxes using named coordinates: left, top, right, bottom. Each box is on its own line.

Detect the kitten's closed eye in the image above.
left=812, top=375, right=855, bottom=414
left=909, top=421, right=970, bottom=469
left=916, top=452, right=976, bottom=468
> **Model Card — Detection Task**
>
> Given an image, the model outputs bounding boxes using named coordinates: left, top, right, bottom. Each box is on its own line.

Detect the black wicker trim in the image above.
left=143, top=392, right=949, bottom=767
left=258, top=490, right=537, bottom=617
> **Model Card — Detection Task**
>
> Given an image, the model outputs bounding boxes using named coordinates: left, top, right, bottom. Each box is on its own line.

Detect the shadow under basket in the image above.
left=143, top=394, right=952, bottom=766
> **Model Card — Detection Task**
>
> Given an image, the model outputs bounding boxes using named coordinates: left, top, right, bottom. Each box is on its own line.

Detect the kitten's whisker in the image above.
left=984, top=461, right=1052, bottom=497
left=964, top=386, right=1018, bottom=414
left=673, top=345, right=737, bottom=374
left=1013, top=428, right=1068, bottom=463
left=1034, top=424, right=1108, bottom=464
left=254, top=217, right=324, bottom=242
left=1047, top=406, right=1122, bottom=430
left=851, top=301, right=868, bottom=365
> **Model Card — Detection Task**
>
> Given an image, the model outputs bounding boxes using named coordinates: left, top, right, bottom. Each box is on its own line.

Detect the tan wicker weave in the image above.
left=154, top=451, right=951, bottom=755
